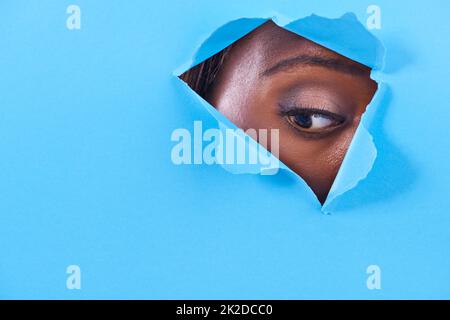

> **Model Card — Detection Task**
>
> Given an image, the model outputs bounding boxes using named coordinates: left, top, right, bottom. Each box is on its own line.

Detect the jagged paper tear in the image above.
left=175, top=13, right=386, bottom=213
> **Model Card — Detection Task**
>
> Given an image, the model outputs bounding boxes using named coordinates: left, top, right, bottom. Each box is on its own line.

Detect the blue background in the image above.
left=0, top=0, right=449, bottom=299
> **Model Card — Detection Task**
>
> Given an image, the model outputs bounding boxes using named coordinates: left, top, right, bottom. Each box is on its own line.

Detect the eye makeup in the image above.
left=181, top=19, right=379, bottom=204
left=276, top=85, right=350, bottom=138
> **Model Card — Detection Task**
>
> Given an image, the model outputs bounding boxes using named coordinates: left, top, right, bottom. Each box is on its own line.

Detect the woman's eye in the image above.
left=285, top=111, right=345, bottom=134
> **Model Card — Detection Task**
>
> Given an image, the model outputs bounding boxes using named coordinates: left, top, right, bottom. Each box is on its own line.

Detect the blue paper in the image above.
left=0, top=0, right=449, bottom=299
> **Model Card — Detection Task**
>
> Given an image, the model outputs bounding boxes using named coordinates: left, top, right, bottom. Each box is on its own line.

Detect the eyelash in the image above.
left=278, top=104, right=346, bottom=138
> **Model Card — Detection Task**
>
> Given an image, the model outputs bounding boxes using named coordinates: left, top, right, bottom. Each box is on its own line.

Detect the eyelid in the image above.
left=279, top=88, right=344, bottom=113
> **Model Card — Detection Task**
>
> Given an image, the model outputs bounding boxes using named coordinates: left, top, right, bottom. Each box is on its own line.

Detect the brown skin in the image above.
left=205, top=21, right=377, bottom=203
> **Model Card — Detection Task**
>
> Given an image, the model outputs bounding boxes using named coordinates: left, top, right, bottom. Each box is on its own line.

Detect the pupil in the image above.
left=294, top=114, right=312, bottom=128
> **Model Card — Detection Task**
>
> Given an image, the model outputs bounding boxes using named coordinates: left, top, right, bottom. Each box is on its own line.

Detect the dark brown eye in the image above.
left=287, top=112, right=342, bottom=133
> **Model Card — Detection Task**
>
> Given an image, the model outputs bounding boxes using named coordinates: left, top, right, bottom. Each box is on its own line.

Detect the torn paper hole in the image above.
left=175, top=13, right=385, bottom=212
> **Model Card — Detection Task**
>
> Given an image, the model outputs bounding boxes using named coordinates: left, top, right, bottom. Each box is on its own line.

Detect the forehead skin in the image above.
left=208, top=21, right=377, bottom=203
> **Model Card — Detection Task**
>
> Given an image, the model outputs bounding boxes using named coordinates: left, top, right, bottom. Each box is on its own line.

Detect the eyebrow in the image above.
left=261, top=55, right=370, bottom=77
